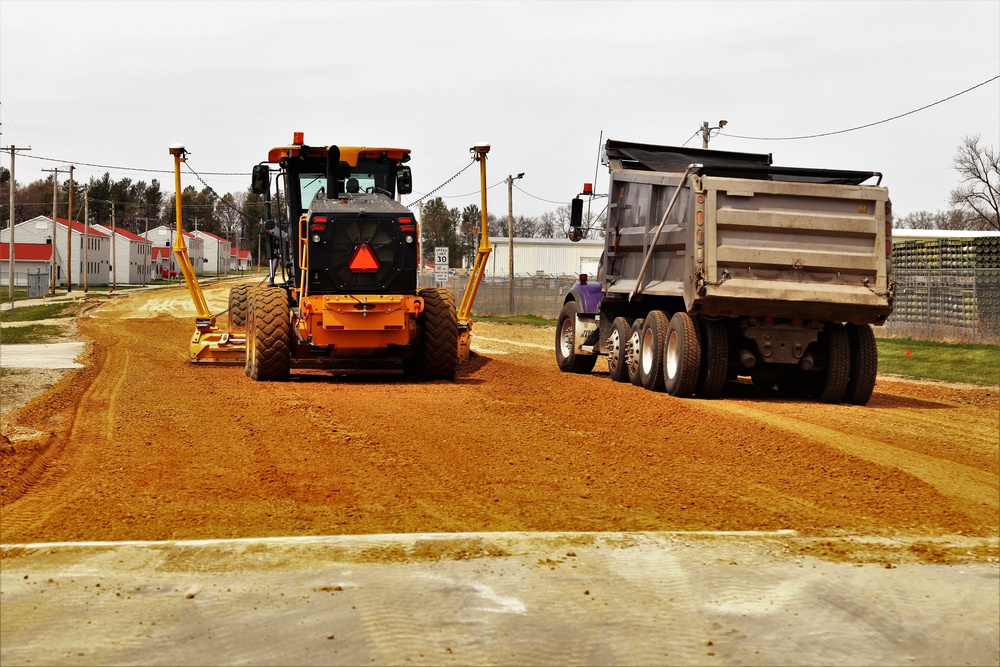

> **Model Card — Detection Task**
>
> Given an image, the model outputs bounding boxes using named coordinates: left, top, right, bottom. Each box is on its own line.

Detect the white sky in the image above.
left=1, top=0, right=998, bottom=222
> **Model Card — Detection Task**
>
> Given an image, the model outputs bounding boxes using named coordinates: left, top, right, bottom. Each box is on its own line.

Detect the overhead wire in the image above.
left=721, top=75, right=999, bottom=141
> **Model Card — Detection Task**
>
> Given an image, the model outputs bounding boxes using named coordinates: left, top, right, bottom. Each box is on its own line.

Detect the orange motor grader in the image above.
left=169, top=136, right=493, bottom=380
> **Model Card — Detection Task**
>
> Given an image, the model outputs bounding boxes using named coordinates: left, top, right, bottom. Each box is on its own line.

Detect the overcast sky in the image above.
left=1, top=0, right=998, bottom=223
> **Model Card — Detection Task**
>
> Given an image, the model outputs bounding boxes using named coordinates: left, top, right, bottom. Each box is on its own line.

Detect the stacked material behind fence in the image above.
left=885, top=237, right=1000, bottom=343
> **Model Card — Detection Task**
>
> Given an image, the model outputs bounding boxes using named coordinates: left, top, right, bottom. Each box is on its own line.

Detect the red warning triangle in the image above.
left=348, top=243, right=380, bottom=272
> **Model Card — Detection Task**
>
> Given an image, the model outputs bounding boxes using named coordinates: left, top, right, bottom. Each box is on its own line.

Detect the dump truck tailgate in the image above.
left=694, top=175, right=892, bottom=322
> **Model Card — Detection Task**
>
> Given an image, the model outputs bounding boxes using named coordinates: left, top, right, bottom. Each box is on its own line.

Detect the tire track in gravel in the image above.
left=707, top=400, right=999, bottom=528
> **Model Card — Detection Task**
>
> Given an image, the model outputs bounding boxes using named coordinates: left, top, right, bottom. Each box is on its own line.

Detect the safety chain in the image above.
left=406, top=157, right=477, bottom=208
left=862, top=276, right=896, bottom=300
left=697, top=269, right=731, bottom=288
left=184, top=161, right=258, bottom=225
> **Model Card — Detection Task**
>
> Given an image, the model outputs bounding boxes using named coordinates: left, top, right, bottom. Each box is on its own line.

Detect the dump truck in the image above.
left=556, top=139, right=894, bottom=405
left=228, top=134, right=464, bottom=381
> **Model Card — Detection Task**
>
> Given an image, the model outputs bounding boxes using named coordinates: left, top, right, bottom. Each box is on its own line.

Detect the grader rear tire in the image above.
left=229, top=284, right=251, bottom=329
left=245, top=286, right=291, bottom=382
left=416, top=287, right=458, bottom=381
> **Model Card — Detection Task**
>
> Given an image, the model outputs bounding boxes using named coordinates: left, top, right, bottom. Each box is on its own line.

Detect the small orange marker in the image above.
left=906, top=350, right=912, bottom=357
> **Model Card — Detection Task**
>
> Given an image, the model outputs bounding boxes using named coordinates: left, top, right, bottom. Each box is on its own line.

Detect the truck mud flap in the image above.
left=576, top=313, right=601, bottom=355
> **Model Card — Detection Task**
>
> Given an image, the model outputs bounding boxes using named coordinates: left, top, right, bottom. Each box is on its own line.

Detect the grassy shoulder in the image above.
left=0, top=324, right=67, bottom=344
left=876, top=337, right=999, bottom=387
left=0, top=302, right=87, bottom=324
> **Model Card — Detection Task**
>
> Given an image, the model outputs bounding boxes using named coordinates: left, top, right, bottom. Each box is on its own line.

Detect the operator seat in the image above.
left=346, top=177, right=360, bottom=193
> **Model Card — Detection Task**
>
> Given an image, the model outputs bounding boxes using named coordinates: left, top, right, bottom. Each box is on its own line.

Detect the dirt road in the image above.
left=2, top=282, right=997, bottom=563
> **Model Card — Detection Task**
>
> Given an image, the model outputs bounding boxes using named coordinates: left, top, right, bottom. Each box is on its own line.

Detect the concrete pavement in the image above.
left=2, top=531, right=997, bottom=666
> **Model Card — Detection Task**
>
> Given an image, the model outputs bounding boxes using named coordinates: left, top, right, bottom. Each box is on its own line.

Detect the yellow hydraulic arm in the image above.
left=456, top=144, right=492, bottom=361
left=169, top=144, right=245, bottom=364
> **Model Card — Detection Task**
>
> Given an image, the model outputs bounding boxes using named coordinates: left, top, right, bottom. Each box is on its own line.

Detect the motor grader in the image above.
left=169, top=136, right=493, bottom=380
left=217, top=133, right=465, bottom=381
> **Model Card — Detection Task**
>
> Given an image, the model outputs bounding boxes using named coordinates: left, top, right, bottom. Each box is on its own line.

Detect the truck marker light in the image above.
left=348, top=243, right=380, bottom=272
left=293, top=131, right=304, bottom=144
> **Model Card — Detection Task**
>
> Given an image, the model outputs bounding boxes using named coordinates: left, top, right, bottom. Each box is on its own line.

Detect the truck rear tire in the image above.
left=817, top=323, right=850, bottom=404
left=664, top=312, right=701, bottom=397
left=606, top=316, right=634, bottom=383
left=415, top=287, right=458, bottom=381
left=229, top=284, right=251, bottom=329
left=555, top=301, right=598, bottom=374
left=627, top=318, right=645, bottom=386
left=695, top=318, right=728, bottom=399
left=639, top=310, right=670, bottom=391
left=844, top=323, right=877, bottom=405
left=245, top=286, right=291, bottom=381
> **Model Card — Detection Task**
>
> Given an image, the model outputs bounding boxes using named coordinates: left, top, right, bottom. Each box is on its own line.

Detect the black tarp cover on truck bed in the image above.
left=605, top=139, right=881, bottom=186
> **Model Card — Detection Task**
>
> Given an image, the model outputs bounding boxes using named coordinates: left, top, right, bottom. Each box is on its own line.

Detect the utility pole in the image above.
left=506, top=172, right=524, bottom=315
left=110, top=201, right=117, bottom=293
left=42, top=167, right=66, bottom=294
left=701, top=119, right=728, bottom=148
left=3, top=144, right=30, bottom=310
left=66, top=165, right=74, bottom=292
left=138, top=217, right=149, bottom=286
left=83, top=190, right=89, bottom=292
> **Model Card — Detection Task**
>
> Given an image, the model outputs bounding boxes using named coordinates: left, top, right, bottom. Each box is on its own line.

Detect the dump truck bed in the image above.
left=603, top=141, right=893, bottom=324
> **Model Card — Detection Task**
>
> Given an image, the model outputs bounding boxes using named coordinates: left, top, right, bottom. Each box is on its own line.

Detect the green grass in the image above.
left=0, top=323, right=65, bottom=344
left=471, top=313, right=556, bottom=327
left=0, top=302, right=79, bottom=323
left=876, top=338, right=999, bottom=386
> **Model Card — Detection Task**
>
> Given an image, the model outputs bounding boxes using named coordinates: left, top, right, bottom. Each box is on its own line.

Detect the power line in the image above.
left=722, top=75, right=999, bottom=141
left=513, top=183, right=569, bottom=206
left=20, top=153, right=247, bottom=177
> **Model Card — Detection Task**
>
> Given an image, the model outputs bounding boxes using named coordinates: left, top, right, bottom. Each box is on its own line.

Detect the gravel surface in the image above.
left=1, top=282, right=997, bottom=565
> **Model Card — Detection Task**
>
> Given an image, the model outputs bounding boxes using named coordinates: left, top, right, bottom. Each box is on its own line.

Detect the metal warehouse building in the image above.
left=483, top=237, right=605, bottom=279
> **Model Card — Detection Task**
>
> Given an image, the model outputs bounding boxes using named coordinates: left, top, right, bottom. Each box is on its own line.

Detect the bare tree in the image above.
left=949, top=134, right=999, bottom=231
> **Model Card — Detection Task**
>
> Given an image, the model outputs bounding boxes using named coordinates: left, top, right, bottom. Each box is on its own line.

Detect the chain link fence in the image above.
left=885, top=236, right=1000, bottom=343
left=882, top=268, right=1000, bottom=343
left=419, top=274, right=579, bottom=320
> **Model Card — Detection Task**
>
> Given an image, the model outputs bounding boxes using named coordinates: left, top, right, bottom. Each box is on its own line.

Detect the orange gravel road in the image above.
left=2, top=283, right=997, bottom=563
